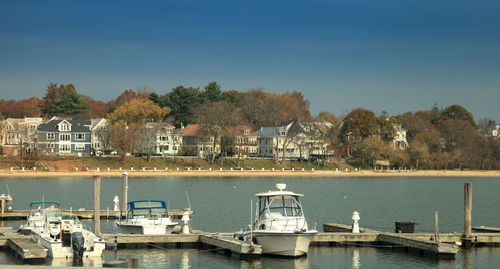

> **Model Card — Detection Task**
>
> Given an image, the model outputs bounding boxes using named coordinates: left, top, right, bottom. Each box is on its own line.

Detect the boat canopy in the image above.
left=29, top=201, right=61, bottom=207
left=128, top=200, right=166, bottom=210
left=255, top=190, right=303, bottom=197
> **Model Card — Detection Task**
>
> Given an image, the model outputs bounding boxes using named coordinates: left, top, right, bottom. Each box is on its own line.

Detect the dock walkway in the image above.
left=0, top=227, right=47, bottom=261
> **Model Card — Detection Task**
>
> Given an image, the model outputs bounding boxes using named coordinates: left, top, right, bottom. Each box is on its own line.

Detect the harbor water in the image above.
left=0, top=176, right=499, bottom=268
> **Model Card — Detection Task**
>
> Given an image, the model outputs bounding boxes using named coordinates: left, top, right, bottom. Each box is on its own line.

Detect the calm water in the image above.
left=0, top=176, right=499, bottom=268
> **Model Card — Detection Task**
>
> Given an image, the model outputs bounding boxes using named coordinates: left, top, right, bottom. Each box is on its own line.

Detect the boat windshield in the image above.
left=259, top=195, right=302, bottom=218
left=61, top=213, right=81, bottom=224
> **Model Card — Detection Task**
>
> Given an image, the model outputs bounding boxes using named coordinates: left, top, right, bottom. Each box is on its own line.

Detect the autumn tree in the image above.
left=108, top=89, right=149, bottom=113
left=317, top=111, right=340, bottom=126
left=0, top=98, right=42, bottom=118
left=109, top=122, right=144, bottom=159
left=358, top=137, right=390, bottom=167
left=435, top=104, right=476, bottom=127
left=341, top=108, right=378, bottom=144
left=107, top=99, right=170, bottom=124
left=407, top=141, right=430, bottom=170
left=192, top=101, right=240, bottom=164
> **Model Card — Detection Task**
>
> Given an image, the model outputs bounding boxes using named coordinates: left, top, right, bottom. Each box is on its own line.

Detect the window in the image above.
left=59, top=124, right=70, bottom=131
left=60, top=144, right=70, bottom=152
left=47, top=133, right=55, bottom=140
left=49, top=143, right=55, bottom=148
left=244, top=130, right=250, bottom=135
left=75, top=144, right=85, bottom=151
left=60, top=134, right=70, bottom=141
left=75, top=133, right=85, bottom=140
left=174, top=136, right=178, bottom=142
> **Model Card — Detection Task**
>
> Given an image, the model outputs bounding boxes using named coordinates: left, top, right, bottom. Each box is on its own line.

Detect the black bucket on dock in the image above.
left=395, top=221, right=416, bottom=233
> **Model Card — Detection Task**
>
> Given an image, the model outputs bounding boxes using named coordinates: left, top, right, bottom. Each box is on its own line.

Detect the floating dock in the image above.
left=0, top=209, right=192, bottom=221
left=199, top=234, right=262, bottom=257
left=0, top=227, right=48, bottom=261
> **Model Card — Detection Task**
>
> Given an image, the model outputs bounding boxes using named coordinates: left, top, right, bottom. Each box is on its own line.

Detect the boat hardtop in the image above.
left=255, top=183, right=304, bottom=197
left=127, top=200, right=169, bottom=218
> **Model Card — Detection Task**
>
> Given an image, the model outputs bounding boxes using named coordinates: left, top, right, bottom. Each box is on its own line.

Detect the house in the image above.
left=136, top=122, right=182, bottom=156
left=90, top=118, right=113, bottom=154
left=492, top=125, right=500, bottom=138
left=393, top=124, right=408, bottom=149
left=221, top=125, right=258, bottom=157
left=256, top=119, right=333, bottom=160
left=37, top=118, right=91, bottom=155
left=1, top=117, right=42, bottom=156
left=180, top=124, right=220, bottom=157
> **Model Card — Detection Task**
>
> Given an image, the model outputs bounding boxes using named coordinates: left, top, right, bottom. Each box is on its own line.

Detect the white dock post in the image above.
left=122, top=172, right=128, bottom=218
left=352, top=211, right=360, bottom=233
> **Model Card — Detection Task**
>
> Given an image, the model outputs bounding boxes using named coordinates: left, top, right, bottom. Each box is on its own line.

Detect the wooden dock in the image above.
left=472, top=226, right=500, bottom=233
left=200, top=234, right=262, bottom=257
left=0, top=208, right=192, bottom=220
left=0, top=227, right=47, bottom=261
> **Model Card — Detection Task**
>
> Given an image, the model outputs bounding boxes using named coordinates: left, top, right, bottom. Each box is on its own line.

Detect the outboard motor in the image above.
left=71, top=232, right=86, bottom=262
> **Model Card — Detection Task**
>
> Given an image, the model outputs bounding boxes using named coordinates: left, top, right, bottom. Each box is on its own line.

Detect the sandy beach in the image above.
left=0, top=169, right=498, bottom=178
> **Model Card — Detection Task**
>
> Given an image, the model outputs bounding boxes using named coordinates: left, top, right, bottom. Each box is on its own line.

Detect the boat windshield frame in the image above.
left=127, top=200, right=169, bottom=219
left=258, top=195, right=303, bottom=220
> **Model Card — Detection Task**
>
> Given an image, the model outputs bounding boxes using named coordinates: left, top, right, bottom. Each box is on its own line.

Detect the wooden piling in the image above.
left=93, top=175, right=101, bottom=236
left=435, top=211, right=439, bottom=242
left=464, top=182, right=472, bottom=248
left=122, top=172, right=128, bottom=217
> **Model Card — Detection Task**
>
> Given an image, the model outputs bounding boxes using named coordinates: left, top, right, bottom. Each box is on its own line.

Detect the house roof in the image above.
left=37, top=119, right=91, bottom=132
left=180, top=124, right=200, bottom=136
left=222, top=125, right=258, bottom=137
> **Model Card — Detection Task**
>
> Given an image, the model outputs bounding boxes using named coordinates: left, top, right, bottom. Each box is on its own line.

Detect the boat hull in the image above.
left=32, top=231, right=105, bottom=258
left=244, top=231, right=317, bottom=257
left=117, top=223, right=177, bottom=235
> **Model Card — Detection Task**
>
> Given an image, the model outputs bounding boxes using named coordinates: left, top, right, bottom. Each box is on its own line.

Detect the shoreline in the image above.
left=0, top=169, right=498, bottom=178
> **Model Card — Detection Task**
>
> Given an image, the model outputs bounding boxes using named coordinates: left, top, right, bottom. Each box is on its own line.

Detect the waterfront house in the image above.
left=136, top=122, right=182, bottom=156
left=0, top=117, right=42, bottom=156
left=393, top=124, right=409, bottom=149
left=181, top=124, right=220, bottom=157
left=90, top=118, right=114, bottom=155
left=256, top=119, right=333, bottom=160
left=37, top=118, right=91, bottom=155
left=222, top=125, right=258, bottom=157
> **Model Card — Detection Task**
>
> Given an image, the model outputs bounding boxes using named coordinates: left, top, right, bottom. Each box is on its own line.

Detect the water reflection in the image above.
left=352, top=249, right=360, bottom=269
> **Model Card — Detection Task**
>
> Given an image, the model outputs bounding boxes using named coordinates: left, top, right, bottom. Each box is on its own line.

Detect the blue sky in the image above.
left=1, top=0, right=499, bottom=121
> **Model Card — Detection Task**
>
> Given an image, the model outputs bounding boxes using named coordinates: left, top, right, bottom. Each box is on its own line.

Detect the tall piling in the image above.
left=463, top=182, right=472, bottom=248
left=122, top=172, right=128, bottom=217
left=93, top=175, right=101, bottom=236
left=435, top=210, right=439, bottom=242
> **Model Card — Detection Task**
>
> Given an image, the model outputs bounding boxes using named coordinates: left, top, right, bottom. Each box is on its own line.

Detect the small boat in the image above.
left=237, top=183, right=317, bottom=257
left=19, top=201, right=61, bottom=235
left=31, top=207, right=105, bottom=258
left=116, top=200, right=178, bottom=235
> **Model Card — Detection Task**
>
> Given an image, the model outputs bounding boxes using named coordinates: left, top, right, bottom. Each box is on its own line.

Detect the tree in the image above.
left=42, top=83, right=89, bottom=116
left=436, top=104, right=476, bottom=127
left=109, top=122, right=144, bottom=159
left=107, top=99, right=170, bottom=124
left=377, top=115, right=396, bottom=142
left=438, top=119, right=477, bottom=152
left=342, top=108, right=378, bottom=140
left=192, top=101, right=240, bottom=164
left=407, top=141, right=429, bottom=170
left=477, top=118, right=496, bottom=136
left=358, top=137, right=389, bottom=167
left=108, top=89, right=150, bottom=113
left=318, top=111, right=340, bottom=125
left=161, top=86, right=202, bottom=127
left=397, top=111, right=434, bottom=143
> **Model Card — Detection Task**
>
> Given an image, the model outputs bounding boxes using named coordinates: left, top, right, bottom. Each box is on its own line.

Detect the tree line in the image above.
left=0, top=82, right=498, bottom=169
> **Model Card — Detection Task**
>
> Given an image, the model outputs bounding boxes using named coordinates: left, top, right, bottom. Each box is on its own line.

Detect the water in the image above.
left=0, top=176, right=499, bottom=268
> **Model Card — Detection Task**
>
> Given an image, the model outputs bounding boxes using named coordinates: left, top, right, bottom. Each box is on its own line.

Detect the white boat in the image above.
left=237, top=183, right=317, bottom=257
left=31, top=208, right=105, bottom=258
left=116, top=200, right=178, bottom=235
left=19, top=201, right=61, bottom=235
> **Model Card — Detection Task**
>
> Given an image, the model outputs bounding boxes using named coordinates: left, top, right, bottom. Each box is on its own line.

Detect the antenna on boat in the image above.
left=185, top=191, right=191, bottom=210
left=6, top=185, right=10, bottom=196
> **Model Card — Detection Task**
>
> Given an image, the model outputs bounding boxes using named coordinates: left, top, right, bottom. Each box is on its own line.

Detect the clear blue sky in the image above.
left=1, top=0, right=499, bottom=121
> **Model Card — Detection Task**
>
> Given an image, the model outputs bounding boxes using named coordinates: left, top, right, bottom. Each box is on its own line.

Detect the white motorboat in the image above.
left=19, top=200, right=61, bottom=235
left=31, top=209, right=105, bottom=258
left=237, top=183, right=317, bottom=257
left=116, top=200, right=178, bottom=235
